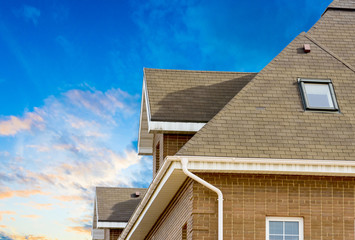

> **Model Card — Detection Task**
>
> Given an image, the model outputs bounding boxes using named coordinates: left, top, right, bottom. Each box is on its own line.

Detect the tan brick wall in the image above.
left=109, top=229, right=122, bottom=240
left=147, top=173, right=355, bottom=240
left=145, top=179, right=194, bottom=240
left=153, top=133, right=193, bottom=177
left=192, top=173, right=355, bottom=240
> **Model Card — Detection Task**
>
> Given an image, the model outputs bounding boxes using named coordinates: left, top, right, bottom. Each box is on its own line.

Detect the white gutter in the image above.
left=181, top=158, right=224, bottom=240
left=119, top=156, right=355, bottom=239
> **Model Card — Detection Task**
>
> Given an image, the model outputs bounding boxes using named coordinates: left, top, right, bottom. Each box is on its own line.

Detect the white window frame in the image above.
left=266, top=217, right=304, bottom=240
left=298, top=78, right=339, bottom=111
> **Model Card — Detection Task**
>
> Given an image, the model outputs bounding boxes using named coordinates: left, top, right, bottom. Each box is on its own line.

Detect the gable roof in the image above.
left=177, top=6, right=355, bottom=160
left=144, top=68, right=256, bottom=122
left=138, top=69, right=256, bottom=155
left=95, top=187, right=147, bottom=224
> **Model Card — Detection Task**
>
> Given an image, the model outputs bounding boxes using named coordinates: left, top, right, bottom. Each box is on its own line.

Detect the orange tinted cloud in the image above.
left=22, top=214, right=41, bottom=219
left=0, top=113, right=43, bottom=136
left=0, top=189, right=46, bottom=200
left=53, top=195, right=84, bottom=202
left=0, top=210, right=16, bottom=221
left=22, top=202, right=53, bottom=210
left=66, top=226, right=91, bottom=234
left=5, top=234, right=53, bottom=240
left=0, top=224, right=6, bottom=228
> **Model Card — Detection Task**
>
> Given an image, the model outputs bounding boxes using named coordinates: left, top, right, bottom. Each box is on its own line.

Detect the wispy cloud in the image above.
left=22, top=215, right=41, bottom=219
left=21, top=202, right=53, bottom=210
left=0, top=86, right=151, bottom=239
left=0, top=189, right=46, bottom=200
left=0, top=113, right=44, bottom=136
left=66, top=226, right=91, bottom=234
left=0, top=211, right=16, bottom=221
left=15, top=5, right=41, bottom=25
left=55, top=35, right=75, bottom=57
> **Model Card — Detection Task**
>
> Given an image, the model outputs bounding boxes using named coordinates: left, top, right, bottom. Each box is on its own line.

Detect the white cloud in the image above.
left=0, top=86, right=151, bottom=239
left=0, top=113, right=44, bottom=136
left=17, top=5, right=41, bottom=25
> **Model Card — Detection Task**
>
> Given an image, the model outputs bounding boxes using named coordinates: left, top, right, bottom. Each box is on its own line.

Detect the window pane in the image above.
left=304, top=83, right=334, bottom=108
left=285, top=222, right=299, bottom=235
left=269, top=221, right=283, bottom=234
left=285, top=236, right=299, bottom=240
left=270, top=235, right=283, bottom=240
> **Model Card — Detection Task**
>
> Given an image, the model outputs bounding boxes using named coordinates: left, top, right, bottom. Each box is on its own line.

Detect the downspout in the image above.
left=181, top=158, right=224, bottom=240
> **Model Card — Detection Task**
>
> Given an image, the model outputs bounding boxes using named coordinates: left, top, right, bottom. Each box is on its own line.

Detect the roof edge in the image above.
left=119, top=156, right=355, bottom=239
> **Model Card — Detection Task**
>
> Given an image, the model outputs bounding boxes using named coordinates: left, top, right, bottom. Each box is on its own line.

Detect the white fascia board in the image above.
left=169, top=156, right=355, bottom=176
left=138, top=147, right=153, bottom=155
left=122, top=156, right=355, bottom=239
left=143, top=75, right=151, bottom=123
left=137, top=80, right=146, bottom=155
left=148, top=121, right=205, bottom=132
left=125, top=162, right=179, bottom=239
left=97, top=221, right=127, bottom=229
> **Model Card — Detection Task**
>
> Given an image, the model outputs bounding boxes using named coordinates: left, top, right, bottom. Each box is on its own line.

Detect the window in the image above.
left=266, top=217, right=303, bottom=240
left=298, top=78, right=339, bottom=111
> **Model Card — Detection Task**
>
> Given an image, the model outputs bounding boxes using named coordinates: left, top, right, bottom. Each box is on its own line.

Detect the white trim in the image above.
left=138, top=147, right=153, bottom=155
left=119, top=156, right=355, bottom=239
left=169, top=156, right=355, bottom=176
left=97, top=221, right=127, bottom=229
left=137, top=80, right=146, bottom=155
left=125, top=162, right=177, bottom=239
left=143, top=71, right=206, bottom=133
left=148, top=121, right=205, bottom=132
left=143, top=74, right=151, bottom=123
left=266, top=217, right=304, bottom=240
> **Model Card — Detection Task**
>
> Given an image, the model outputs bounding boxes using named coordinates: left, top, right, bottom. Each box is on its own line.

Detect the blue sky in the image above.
left=0, top=0, right=332, bottom=239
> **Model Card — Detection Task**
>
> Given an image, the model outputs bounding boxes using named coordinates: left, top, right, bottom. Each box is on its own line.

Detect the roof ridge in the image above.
left=304, top=33, right=355, bottom=73
left=143, top=67, right=258, bottom=74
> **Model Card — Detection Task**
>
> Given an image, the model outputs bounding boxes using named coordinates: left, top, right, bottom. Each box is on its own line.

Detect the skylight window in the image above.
left=298, top=78, right=339, bottom=111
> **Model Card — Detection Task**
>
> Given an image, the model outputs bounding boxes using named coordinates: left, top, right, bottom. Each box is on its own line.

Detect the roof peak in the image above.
left=327, top=0, right=355, bottom=10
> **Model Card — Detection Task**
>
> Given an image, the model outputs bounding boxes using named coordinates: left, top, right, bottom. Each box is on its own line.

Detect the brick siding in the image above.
left=147, top=173, right=355, bottom=240
left=145, top=179, right=194, bottom=240
left=110, top=229, right=122, bottom=240
left=153, top=133, right=193, bottom=176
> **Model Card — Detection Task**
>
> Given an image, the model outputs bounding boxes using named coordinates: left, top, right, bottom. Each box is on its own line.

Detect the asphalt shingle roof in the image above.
left=328, top=0, right=355, bottom=9
left=144, top=68, right=256, bottom=122
left=177, top=5, right=355, bottom=160
left=96, top=187, right=147, bottom=222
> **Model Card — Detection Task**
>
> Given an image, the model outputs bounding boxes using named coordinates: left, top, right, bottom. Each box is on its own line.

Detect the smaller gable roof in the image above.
left=95, top=187, right=147, bottom=223
left=144, top=68, right=256, bottom=122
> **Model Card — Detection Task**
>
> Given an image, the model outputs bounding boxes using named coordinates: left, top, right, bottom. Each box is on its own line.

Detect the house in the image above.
left=92, top=187, right=146, bottom=240
left=98, top=0, right=355, bottom=239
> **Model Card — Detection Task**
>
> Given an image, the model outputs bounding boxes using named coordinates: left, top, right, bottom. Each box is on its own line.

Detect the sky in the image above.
left=0, top=0, right=332, bottom=239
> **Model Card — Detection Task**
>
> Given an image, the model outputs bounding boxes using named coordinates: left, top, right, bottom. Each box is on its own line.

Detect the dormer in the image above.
left=138, top=68, right=257, bottom=176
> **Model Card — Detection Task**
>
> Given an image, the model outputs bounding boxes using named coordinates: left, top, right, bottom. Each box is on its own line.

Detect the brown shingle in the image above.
left=96, top=187, right=147, bottom=222
left=177, top=29, right=355, bottom=160
left=144, top=69, right=256, bottom=122
left=328, top=0, right=355, bottom=9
